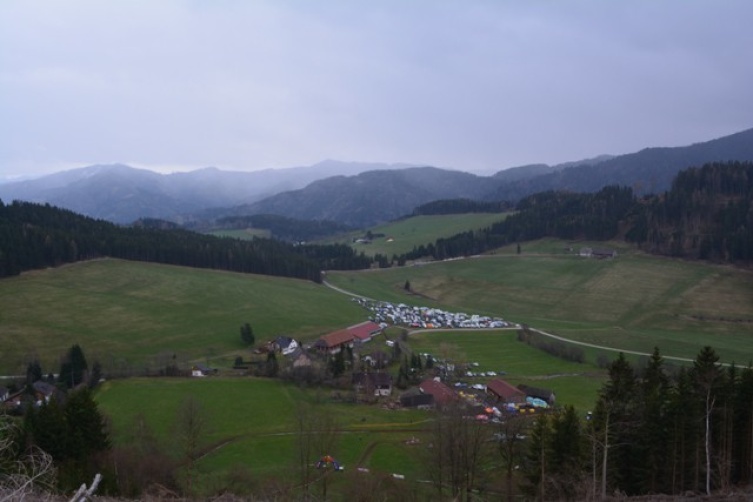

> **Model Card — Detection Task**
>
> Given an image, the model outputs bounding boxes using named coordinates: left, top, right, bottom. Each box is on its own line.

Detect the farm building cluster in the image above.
left=399, top=376, right=555, bottom=418
left=214, top=297, right=553, bottom=419
left=355, top=298, right=516, bottom=330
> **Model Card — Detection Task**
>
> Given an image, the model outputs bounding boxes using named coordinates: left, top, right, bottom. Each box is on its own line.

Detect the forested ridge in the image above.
left=521, top=347, right=753, bottom=499
left=0, top=200, right=372, bottom=281
left=625, top=161, right=753, bottom=261
left=401, top=162, right=753, bottom=265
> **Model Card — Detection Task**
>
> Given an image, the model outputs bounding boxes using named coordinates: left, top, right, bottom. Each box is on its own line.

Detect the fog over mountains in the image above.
left=1, top=128, right=752, bottom=227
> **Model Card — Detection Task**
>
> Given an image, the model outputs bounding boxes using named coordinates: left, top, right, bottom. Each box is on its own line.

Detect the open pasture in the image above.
left=0, top=259, right=366, bottom=374
left=321, top=213, right=510, bottom=257
left=326, top=242, right=753, bottom=365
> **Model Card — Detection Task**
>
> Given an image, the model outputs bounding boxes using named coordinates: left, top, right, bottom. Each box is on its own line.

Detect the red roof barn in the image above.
left=486, top=379, right=526, bottom=404
left=419, top=378, right=458, bottom=406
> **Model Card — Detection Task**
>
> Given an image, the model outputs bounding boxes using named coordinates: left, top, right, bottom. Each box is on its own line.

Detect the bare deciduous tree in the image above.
left=0, top=416, right=56, bottom=501
left=294, top=402, right=341, bottom=501
left=425, top=403, right=491, bottom=500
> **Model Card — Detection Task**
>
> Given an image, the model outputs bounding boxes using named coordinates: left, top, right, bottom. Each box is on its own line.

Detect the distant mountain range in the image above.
left=0, top=160, right=415, bottom=224
left=2, top=128, right=752, bottom=227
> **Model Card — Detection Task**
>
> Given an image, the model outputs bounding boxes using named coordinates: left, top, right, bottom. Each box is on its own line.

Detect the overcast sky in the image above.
left=1, top=1, right=752, bottom=178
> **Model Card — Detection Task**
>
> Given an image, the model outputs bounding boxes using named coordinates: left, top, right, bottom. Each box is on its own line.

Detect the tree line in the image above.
left=399, top=162, right=753, bottom=266
left=518, top=346, right=753, bottom=499
left=0, top=200, right=374, bottom=281
left=412, top=198, right=513, bottom=216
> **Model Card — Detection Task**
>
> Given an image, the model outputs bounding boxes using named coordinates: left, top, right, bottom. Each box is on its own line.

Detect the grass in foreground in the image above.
left=96, top=377, right=430, bottom=490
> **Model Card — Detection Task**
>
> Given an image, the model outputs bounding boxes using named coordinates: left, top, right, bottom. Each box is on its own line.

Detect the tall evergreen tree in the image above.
left=549, top=405, right=587, bottom=499
left=64, top=387, right=111, bottom=462
left=58, top=344, right=88, bottom=389
left=637, top=347, right=671, bottom=493
left=521, top=414, right=551, bottom=500
left=593, top=353, right=640, bottom=495
left=240, top=323, right=255, bottom=345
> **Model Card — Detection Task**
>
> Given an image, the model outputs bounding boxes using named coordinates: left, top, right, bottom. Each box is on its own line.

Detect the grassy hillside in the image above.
left=0, top=259, right=365, bottom=374
left=321, top=212, right=510, bottom=257
left=326, top=240, right=753, bottom=365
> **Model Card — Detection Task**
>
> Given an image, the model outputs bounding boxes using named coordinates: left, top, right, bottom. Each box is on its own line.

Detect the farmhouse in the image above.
left=316, top=321, right=384, bottom=354
left=348, top=321, right=383, bottom=343
left=191, top=364, right=216, bottom=377
left=314, top=329, right=354, bottom=354
left=486, top=378, right=526, bottom=405
left=271, top=335, right=299, bottom=356
left=32, top=381, right=57, bottom=405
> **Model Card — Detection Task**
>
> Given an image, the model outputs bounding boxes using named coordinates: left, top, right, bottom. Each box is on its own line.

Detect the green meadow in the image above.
left=322, top=213, right=510, bottom=257
left=0, top=258, right=365, bottom=374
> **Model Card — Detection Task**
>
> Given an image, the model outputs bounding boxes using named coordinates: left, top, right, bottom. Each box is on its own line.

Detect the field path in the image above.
left=321, top=278, right=372, bottom=300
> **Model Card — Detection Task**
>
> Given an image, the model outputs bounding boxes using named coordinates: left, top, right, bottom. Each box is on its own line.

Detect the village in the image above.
left=197, top=297, right=557, bottom=425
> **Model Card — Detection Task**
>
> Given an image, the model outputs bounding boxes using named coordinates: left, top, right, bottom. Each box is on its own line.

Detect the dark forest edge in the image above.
left=402, top=161, right=753, bottom=265
left=0, top=201, right=374, bottom=282
left=1, top=161, right=750, bottom=283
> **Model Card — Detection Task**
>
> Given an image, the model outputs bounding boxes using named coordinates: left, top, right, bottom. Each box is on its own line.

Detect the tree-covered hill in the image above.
left=401, top=162, right=753, bottom=265
left=220, top=167, right=497, bottom=228
left=625, top=161, right=753, bottom=262
left=487, top=128, right=753, bottom=202
left=0, top=201, right=372, bottom=281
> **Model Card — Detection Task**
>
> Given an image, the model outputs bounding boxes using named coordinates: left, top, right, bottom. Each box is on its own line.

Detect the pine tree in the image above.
left=638, top=347, right=671, bottom=493
left=240, top=323, right=255, bottom=345
left=549, top=405, right=587, bottom=499
left=522, top=414, right=551, bottom=500
left=593, top=353, right=640, bottom=495
left=58, top=344, right=88, bottom=389
left=64, top=387, right=111, bottom=463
